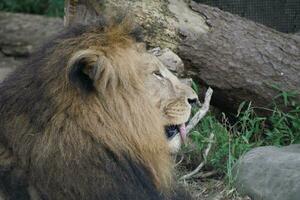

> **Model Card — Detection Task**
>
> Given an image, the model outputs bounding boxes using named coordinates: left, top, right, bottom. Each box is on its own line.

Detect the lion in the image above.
left=0, top=17, right=197, bottom=199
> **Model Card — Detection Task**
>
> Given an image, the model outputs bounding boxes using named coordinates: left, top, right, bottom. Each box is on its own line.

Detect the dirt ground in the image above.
left=182, top=178, right=251, bottom=200
left=176, top=167, right=251, bottom=200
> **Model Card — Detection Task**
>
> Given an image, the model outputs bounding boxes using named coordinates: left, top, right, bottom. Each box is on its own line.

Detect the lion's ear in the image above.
left=68, top=49, right=107, bottom=92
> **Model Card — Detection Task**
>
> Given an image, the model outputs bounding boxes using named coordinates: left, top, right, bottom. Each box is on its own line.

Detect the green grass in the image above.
left=0, top=0, right=64, bottom=17
left=188, top=86, right=300, bottom=185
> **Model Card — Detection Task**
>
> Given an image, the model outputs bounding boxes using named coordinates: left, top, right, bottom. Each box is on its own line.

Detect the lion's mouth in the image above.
left=165, top=123, right=187, bottom=143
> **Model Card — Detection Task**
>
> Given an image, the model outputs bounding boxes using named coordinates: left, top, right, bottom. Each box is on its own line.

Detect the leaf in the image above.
left=237, top=101, right=246, bottom=117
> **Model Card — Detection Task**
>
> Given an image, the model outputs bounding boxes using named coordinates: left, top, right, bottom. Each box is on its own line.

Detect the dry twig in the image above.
left=175, top=155, right=185, bottom=167
left=179, top=132, right=215, bottom=180
left=187, top=87, right=213, bottom=134
left=193, top=170, right=218, bottom=179
left=173, top=88, right=213, bottom=176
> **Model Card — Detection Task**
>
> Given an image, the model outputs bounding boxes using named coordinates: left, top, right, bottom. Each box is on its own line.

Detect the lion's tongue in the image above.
left=179, top=123, right=187, bottom=144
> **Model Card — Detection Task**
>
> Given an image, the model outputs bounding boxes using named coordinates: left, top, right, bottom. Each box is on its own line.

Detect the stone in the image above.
left=0, top=67, right=15, bottom=83
left=0, top=53, right=22, bottom=82
left=234, top=145, right=300, bottom=200
left=0, top=12, right=63, bottom=57
left=0, top=12, right=63, bottom=82
left=149, top=47, right=185, bottom=75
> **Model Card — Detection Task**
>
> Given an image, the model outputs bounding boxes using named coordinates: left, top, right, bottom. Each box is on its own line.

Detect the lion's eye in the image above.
left=153, top=71, right=164, bottom=80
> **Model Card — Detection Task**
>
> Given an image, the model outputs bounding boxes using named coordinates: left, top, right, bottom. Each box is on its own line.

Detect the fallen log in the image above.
left=179, top=2, right=300, bottom=112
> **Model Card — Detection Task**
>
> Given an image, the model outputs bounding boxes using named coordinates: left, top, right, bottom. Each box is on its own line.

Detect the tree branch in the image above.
left=186, top=87, right=213, bottom=135
left=179, top=132, right=215, bottom=180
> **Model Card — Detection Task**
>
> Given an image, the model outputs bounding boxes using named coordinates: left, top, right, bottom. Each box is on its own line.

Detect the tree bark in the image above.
left=179, top=2, right=300, bottom=112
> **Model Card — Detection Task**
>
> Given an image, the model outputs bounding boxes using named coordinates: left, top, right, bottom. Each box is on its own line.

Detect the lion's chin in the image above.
left=168, top=134, right=182, bottom=154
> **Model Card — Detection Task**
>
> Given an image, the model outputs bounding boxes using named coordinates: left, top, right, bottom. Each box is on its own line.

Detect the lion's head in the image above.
left=140, top=51, right=198, bottom=153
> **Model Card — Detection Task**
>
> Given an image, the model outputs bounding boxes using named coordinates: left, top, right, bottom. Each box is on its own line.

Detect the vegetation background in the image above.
left=0, top=0, right=64, bottom=17
left=189, top=83, right=300, bottom=186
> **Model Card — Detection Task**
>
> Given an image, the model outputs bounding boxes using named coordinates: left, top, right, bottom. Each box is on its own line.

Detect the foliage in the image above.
left=0, top=0, right=64, bottom=17
left=188, top=87, right=300, bottom=185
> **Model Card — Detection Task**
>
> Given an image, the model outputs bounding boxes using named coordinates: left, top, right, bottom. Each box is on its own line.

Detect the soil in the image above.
left=182, top=178, right=251, bottom=200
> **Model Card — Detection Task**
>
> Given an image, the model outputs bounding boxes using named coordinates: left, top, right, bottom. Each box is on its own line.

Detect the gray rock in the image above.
left=234, top=145, right=300, bottom=200
left=0, top=67, right=15, bottom=83
left=0, top=12, right=63, bottom=57
left=0, top=52, right=22, bottom=82
left=149, top=47, right=184, bottom=74
left=0, top=191, right=6, bottom=200
left=0, top=12, right=63, bottom=82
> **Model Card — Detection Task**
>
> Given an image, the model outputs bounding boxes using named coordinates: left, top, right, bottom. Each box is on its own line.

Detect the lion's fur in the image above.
left=0, top=18, right=191, bottom=199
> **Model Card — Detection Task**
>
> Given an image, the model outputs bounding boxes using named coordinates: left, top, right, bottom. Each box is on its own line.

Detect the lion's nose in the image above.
left=187, top=98, right=198, bottom=106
